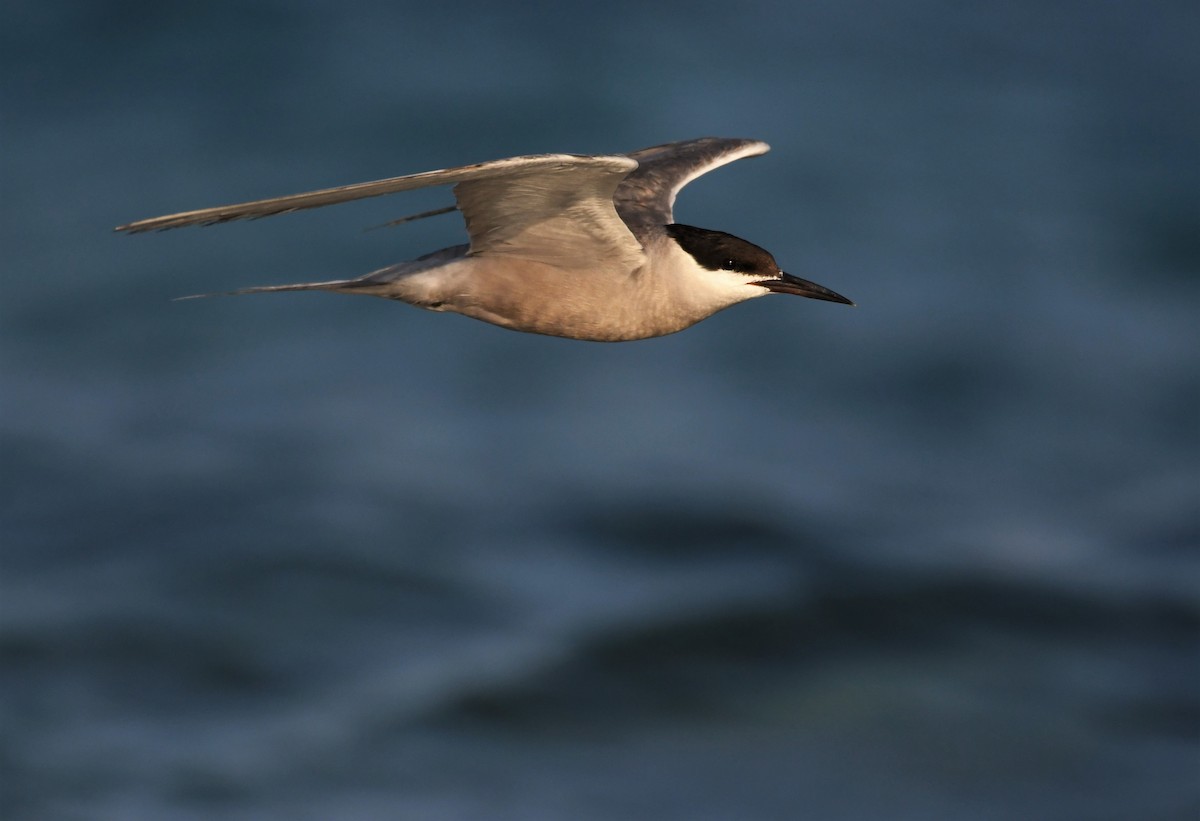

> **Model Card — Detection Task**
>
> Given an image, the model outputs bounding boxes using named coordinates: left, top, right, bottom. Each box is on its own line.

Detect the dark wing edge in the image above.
left=615, top=137, right=770, bottom=226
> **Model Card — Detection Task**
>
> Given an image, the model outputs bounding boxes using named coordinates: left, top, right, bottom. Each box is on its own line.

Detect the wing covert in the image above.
left=453, top=155, right=643, bottom=273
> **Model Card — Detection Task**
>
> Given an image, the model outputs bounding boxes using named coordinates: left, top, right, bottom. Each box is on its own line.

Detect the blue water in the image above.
left=3, top=2, right=1198, bottom=819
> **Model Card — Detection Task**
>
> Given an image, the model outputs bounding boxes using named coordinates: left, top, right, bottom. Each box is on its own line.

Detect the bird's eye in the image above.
left=722, top=259, right=736, bottom=270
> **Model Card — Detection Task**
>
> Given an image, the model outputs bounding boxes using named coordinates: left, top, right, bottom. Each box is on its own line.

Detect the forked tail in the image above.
left=171, top=252, right=460, bottom=302
left=173, top=278, right=376, bottom=301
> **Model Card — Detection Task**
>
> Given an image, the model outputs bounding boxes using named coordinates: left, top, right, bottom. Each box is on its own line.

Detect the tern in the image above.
left=117, top=137, right=853, bottom=341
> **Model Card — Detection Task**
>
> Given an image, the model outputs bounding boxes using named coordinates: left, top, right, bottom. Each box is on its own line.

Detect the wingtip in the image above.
left=115, top=219, right=181, bottom=234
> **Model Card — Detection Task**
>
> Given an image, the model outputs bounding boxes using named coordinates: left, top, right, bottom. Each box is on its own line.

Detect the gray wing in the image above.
left=613, top=137, right=770, bottom=230
left=451, top=155, right=643, bottom=273
left=116, top=151, right=645, bottom=274
left=115, top=152, right=633, bottom=235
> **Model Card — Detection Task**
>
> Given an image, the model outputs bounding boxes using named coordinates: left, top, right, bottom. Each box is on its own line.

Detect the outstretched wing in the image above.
left=115, top=151, right=646, bottom=275
left=613, top=137, right=770, bottom=230
left=115, top=153, right=634, bottom=235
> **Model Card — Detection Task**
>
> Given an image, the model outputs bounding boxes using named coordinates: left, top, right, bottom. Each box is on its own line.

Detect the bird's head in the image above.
left=665, top=223, right=854, bottom=306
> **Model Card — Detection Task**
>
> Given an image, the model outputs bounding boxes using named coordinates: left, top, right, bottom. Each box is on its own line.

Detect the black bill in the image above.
left=755, top=272, right=855, bottom=305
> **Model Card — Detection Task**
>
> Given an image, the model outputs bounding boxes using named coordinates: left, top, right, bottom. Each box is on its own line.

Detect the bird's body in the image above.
left=117, top=137, right=851, bottom=341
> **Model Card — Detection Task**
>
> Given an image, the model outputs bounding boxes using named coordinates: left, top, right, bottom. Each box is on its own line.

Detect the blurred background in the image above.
left=2, top=1, right=1197, bottom=819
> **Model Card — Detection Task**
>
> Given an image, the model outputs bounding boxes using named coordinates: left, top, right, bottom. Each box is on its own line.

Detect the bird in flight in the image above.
left=117, top=137, right=852, bottom=342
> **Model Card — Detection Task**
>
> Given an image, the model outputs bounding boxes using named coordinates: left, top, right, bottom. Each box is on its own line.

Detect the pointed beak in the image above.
left=755, top=272, right=855, bottom=305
